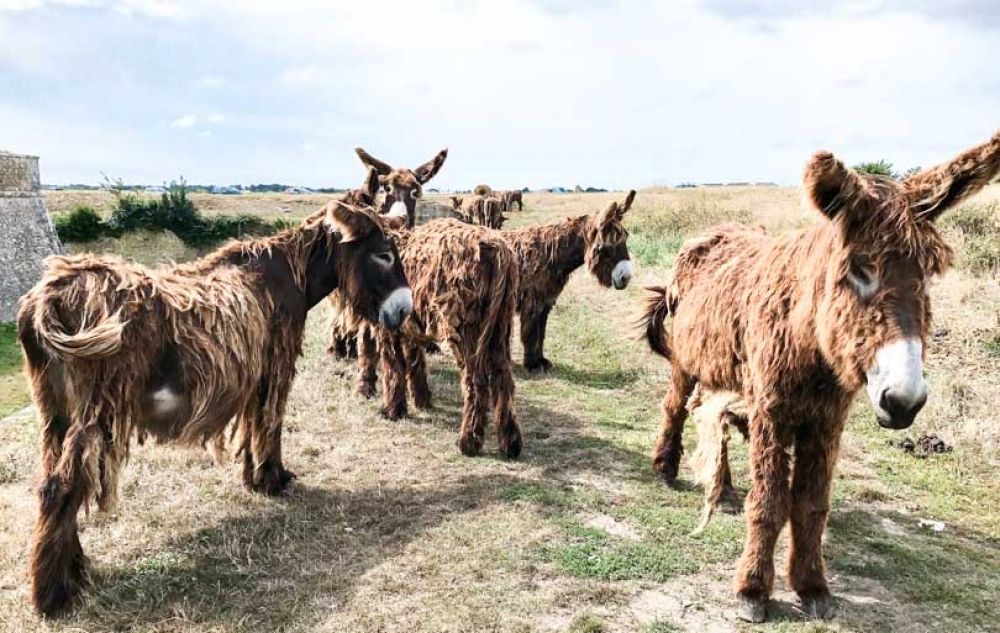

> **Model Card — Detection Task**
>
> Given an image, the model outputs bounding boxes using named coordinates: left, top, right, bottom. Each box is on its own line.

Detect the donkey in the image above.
left=18, top=201, right=411, bottom=617
left=640, top=131, right=1000, bottom=622
left=355, top=146, right=448, bottom=229
left=376, top=218, right=521, bottom=458
left=507, top=191, right=635, bottom=373
left=328, top=149, right=448, bottom=368
left=498, top=189, right=523, bottom=211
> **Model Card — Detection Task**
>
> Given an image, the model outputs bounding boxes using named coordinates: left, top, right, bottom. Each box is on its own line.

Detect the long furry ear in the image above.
left=802, top=150, right=867, bottom=220
left=326, top=201, right=372, bottom=242
left=620, top=190, right=637, bottom=216
left=362, top=166, right=379, bottom=201
left=598, top=201, right=620, bottom=225
left=414, top=148, right=448, bottom=184
left=903, top=130, right=1000, bottom=221
left=355, top=147, right=393, bottom=177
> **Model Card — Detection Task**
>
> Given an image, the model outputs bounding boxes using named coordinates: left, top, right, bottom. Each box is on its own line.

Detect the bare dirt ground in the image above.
left=1, top=186, right=997, bottom=632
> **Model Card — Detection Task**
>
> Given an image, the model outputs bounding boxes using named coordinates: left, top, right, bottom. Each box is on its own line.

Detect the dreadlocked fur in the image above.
left=18, top=201, right=409, bottom=617
left=640, top=131, right=1000, bottom=623
left=370, top=219, right=522, bottom=458
left=505, top=191, right=635, bottom=373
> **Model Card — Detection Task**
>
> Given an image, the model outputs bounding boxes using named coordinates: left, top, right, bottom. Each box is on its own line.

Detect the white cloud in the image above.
left=170, top=114, right=197, bottom=129
left=196, top=75, right=227, bottom=88
left=207, top=113, right=224, bottom=124
left=279, top=65, right=322, bottom=86
left=198, top=130, right=212, bottom=138
left=300, top=142, right=316, bottom=152
left=114, top=0, right=186, bottom=20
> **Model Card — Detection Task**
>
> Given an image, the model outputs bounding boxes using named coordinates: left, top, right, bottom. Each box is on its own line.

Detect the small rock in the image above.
left=918, top=519, right=946, bottom=532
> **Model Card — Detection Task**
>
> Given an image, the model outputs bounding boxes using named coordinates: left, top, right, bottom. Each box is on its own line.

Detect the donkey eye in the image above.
left=371, top=251, right=395, bottom=268
left=846, top=256, right=879, bottom=301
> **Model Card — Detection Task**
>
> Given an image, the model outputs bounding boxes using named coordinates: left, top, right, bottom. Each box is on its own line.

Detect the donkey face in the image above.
left=326, top=201, right=412, bottom=329
left=355, top=147, right=448, bottom=228
left=586, top=190, right=636, bottom=290
left=805, top=131, right=1000, bottom=429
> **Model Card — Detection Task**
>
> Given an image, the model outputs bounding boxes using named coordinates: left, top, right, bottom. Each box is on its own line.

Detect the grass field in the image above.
left=0, top=186, right=997, bottom=632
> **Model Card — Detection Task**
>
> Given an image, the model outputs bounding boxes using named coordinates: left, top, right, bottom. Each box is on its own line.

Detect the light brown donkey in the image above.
left=640, top=131, right=1000, bottom=622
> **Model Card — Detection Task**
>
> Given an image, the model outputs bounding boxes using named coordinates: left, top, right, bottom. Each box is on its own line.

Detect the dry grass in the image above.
left=0, top=185, right=997, bottom=632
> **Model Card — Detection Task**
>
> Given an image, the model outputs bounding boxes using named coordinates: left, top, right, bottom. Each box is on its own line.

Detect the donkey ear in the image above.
left=598, top=201, right=620, bottom=225
left=903, top=130, right=1000, bottom=221
left=620, top=190, right=637, bottom=216
left=325, top=201, right=373, bottom=243
left=362, top=166, right=379, bottom=200
left=414, top=148, right=448, bottom=184
left=802, top=150, right=867, bottom=220
left=355, top=147, right=393, bottom=177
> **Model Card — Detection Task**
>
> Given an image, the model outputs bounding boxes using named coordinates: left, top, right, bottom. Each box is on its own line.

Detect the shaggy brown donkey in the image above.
left=375, top=219, right=522, bottom=458
left=498, top=189, right=523, bottom=211
left=450, top=194, right=508, bottom=228
left=507, top=190, right=635, bottom=373
left=18, top=201, right=411, bottom=617
left=355, top=146, right=448, bottom=229
left=328, top=150, right=448, bottom=365
left=640, top=131, right=1000, bottom=623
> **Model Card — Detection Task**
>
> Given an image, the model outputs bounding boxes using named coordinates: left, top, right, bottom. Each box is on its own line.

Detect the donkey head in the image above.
left=450, top=196, right=464, bottom=211
left=804, top=131, right=1000, bottom=429
left=355, top=147, right=448, bottom=228
left=323, top=200, right=412, bottom=329
left=586, top=190, right=636, bottom=290
left=340, top=167, right=380, bottom=209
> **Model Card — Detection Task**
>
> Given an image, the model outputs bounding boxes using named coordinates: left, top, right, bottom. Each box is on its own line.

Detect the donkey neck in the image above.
left=548, top=215, right=591, bottom=272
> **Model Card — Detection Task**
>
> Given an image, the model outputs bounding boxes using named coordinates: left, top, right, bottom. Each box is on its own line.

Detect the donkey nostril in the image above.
left=881, top=388, right=927, bottom=419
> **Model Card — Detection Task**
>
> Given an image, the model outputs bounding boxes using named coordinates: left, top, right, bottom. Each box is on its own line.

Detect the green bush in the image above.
left=54, top=206, right=105, bottom=242
left=56, top=179, right=291, bottom=246
left=854, top=159, right=900, bottom=180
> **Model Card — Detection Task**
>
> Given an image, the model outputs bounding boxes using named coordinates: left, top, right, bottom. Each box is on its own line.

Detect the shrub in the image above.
left=941, top=203, right=1000, bottom=274
left=853, top=160, right=900, bottom=180
left=56, top=178, right=291, bottom=246
left=54, top=206, right=105, bottom=242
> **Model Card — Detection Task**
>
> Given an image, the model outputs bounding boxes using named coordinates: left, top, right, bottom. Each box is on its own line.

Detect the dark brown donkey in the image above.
left=18, top=201, right=410, bottom=617
left=507, top=191, right=635, bottom=373
left=355, top=146, right=448, bottom=229
left=640, top=131, right=1000, bottom=623
left=328, top=149, right=448, bottom=367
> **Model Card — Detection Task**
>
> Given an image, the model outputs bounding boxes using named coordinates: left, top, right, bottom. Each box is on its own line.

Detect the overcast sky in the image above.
left=1, top=0, right=997, bottom=189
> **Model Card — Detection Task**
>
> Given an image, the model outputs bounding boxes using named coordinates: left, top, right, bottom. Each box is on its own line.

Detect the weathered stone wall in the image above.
left=0, top=152, right=63, bottom=322
left=415, top=201, right=459, bottom=225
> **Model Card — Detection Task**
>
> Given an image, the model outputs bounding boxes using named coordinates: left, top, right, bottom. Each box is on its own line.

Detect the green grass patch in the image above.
left=0, top=322, right=29, bottom=418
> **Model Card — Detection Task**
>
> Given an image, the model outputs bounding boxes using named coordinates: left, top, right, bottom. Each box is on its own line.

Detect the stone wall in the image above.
left=415, top=201, right=459, bottom=225
left=0, top=152, right=63, bottom=322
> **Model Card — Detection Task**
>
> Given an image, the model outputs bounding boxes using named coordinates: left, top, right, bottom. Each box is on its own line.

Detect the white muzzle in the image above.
left=378, top=287, right=413, bottom=329
left=612, top=259, right=633, bottom=289
left=865, top=338, right=927, bottom=429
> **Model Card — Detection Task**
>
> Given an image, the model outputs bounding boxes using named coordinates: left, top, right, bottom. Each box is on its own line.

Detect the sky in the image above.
left=0, top=0, right=998, bottom=190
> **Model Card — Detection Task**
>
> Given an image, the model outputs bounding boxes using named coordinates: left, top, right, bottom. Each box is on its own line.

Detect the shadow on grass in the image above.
left=71, top=475, right=519, bottom=631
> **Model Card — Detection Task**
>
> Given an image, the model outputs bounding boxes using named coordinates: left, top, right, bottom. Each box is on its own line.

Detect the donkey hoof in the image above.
left=458, top=434, right=484, bottom=457
left=252, top=462, right=296, bottom=496
left=799, top=590, right=836, bottom=620
left=379, top=404, right=406, bottom=421
left=525, top=359, right=551, bottom=376
left=499, top=430, right=523, bottom=459
left=355, top=381, right=377, bottom=399
left=736, top=594, right=768, bottom=623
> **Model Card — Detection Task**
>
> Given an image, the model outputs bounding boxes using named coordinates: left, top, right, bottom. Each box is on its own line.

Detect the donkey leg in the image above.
left=520, top=308, right=547, bottom=374
left=489, top=332, right=521, bottom=459
left=652, top=369, right=696, bottom=482
left=355, top=329, right=378, bottom=399
left=30, top=419, right=102, bottom=617
left=734, top=416, right=792, bottom=623
left=245, top=355, right=299, bottom=496
left=457, top=352, right=490, bottom=457
left=404, top=341, right=432, bottom=410
left=535, top=306, right=553, bottom=372
left=788, top=424, right=842, bottom=619
left=379, top=333, right=408, bottom=420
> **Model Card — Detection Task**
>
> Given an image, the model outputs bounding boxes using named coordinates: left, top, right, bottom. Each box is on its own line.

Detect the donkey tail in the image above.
left=474, top=242, right=518, bottom=372
left=34, top=304, right=126, bottom=360
left=639, top=284, right=677, bottom=359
